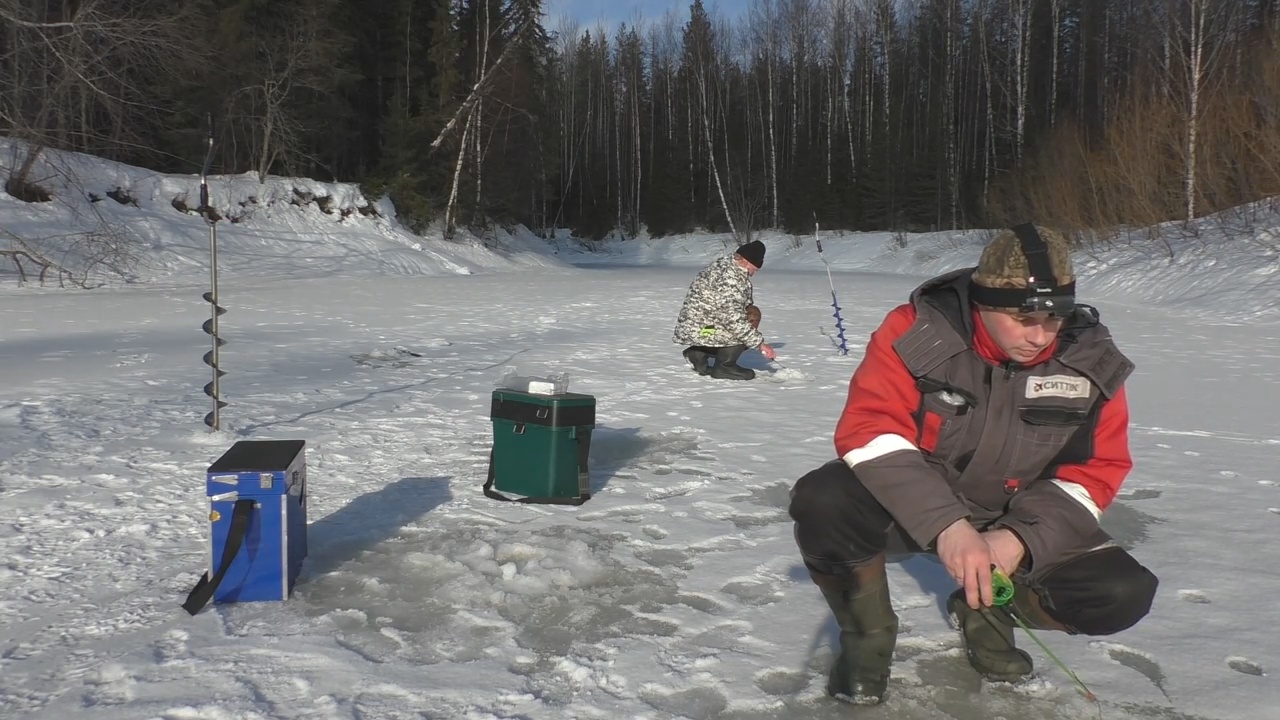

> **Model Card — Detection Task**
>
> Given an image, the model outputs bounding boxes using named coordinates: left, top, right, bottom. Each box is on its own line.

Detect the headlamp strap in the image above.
left=1011, top=222, right=1058, bottom=292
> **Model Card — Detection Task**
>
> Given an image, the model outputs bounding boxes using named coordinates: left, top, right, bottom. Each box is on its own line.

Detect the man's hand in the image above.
left=983, top=528, right=1026, bottom=577
left=936, top=519, right=995, bottom=609
left=758, top=342, right=776, bottom=361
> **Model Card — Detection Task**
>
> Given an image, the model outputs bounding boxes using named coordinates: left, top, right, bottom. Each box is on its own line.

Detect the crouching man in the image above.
left=788, top=224, right=1158, bottom=704
left=672, top=240, right=775, bottom=380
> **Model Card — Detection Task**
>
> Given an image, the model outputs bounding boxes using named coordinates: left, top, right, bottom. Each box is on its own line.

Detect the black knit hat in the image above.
left=736, top=240, right=766, bottom=269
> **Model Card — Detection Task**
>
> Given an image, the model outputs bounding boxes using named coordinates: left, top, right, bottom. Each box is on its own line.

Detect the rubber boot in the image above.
left=708, top=345, right=754, bottom=380
left=682, top=346, right=711, bottom=375
left=811, top=555, right=899, bottom=705
left=947, top=589, right=1034, bottom=682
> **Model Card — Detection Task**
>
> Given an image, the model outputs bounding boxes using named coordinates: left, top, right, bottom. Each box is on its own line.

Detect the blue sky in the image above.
left=543, top=0, right=753, bottom=33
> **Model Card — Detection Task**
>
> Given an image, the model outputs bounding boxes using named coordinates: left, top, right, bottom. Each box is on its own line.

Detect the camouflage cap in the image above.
left=972, top=225, right=1073, bottom=289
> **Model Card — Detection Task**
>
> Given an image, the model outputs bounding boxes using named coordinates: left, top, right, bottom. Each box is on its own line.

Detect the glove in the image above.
left=746, top=304, right=761, bottom=329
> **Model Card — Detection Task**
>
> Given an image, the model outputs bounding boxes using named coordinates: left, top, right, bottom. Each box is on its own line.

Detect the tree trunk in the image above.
left=473, top=3, right=490, bottom=213
left=258, top=80, right=274, bottom=183
left=615, top=73, right=623, bottom=232
left=768, top=52, right=779, bottom=227
left=844, top=66, right=856, bottom=186
left=445, top=109, right=475, bottom=237
left=687, top=78, right=695, bottom=206
left=632, top=56, right=642, bottom=235
left=697, top=70, right=737, bottom=238
left=979, top=4, right=995, bottom=201
left=1185, top=0, right=1204, bottom=221
left=945, top=0, right=958, bottom=227
left=1050, top=0, right=1061, bottom=128
left=826, top=62, right=833, bottom=186
left=1013, top=0, right=1028, bottom=162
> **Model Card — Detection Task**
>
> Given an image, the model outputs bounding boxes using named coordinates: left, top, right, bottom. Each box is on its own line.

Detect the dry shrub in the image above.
left=986, top=26, right=1280, bottom=251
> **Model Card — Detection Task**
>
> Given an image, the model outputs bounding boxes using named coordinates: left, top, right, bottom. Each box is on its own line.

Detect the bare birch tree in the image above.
left=1048, top=0, right=1062, bottom=128
left=1159, top=0, right=1240, bottom=220
left=1010, top=0, right=1029, bottom=162
left=823, top=0, right=858, bottom=190
left=748, top=0, right=781, bottom=227
left=684, top=2, right=737, bottom=237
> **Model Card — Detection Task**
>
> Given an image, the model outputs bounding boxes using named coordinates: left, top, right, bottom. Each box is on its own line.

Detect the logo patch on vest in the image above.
left=1026, top=375, right=1091, bottom=399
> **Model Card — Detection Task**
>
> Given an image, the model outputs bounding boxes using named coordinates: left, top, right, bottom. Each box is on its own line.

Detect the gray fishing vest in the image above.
left=891, top=269, right=1134, bottom=518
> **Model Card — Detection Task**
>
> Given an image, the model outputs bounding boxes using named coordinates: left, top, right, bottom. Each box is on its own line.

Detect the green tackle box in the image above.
left=484, top=389, right=595, bottom=505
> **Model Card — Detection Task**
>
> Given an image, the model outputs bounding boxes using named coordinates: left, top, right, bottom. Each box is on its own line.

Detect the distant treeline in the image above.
left=3, top=0, right=1279, bottom=239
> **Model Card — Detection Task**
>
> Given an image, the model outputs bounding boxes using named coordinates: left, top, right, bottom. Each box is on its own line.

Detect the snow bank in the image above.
left=557, top=210, right=1280, bottom=322
left=5, top=137, right=1277, bottom=321
left=0, top=138, right=572, bottom=285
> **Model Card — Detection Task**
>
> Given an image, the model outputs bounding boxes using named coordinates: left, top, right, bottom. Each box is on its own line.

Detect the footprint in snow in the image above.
left=575, top=503, right=663, bottom=523
left=638, top=685, right=728, bottom=719
left=640, top=525, right=668, bottom=540
left=693, top=498, right=789, bottom=529
left=724, top=510, right=789, bottom=529
left=684, top=620, right=760, bottom=653
left=1119, top=488, right=1162, bottom=501
left=676, top=592, right=729, bottom=615
left=112, top=353, right=151, bottom=367
left=634, top=545, right=696, bottom=571
left=1177, top=590, right=1211, bottom=604
left=645, top=479, right=708, bottom=501
left=754, top=668, right=809, bottom=696
left=720, top=575, right=785, bottom=607
left=152, top=629, right=191, bottom=665
left=1093, top=642, right=1171, bottom=701
left=1227, top=657, right=1266, bottom=676
left=727, top=480, right=792, bottom=510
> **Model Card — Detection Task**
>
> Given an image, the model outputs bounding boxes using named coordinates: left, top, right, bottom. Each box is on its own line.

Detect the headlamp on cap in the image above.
left=970, top=224, right=1076, bottom=317
left=1020, top=275, right=1076, bottom=316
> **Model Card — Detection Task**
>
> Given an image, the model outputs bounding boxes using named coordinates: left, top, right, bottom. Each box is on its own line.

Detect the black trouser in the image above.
left=789, top=459, right=1159, bottom=636
left=684, top=344, right=745, bottom=359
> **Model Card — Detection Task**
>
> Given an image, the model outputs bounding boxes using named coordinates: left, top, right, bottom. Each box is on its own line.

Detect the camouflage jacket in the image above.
left=672, top=253, right=764, bottom=347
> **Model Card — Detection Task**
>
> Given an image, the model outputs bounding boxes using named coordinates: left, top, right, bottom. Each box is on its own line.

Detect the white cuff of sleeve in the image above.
left=841, top=434, right=918, bottom=467
left=1051, top=479, right=1102, bottom=520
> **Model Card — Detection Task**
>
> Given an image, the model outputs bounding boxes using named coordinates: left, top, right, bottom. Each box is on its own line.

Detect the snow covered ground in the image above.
left=2, top=144, right=1279, bottom=719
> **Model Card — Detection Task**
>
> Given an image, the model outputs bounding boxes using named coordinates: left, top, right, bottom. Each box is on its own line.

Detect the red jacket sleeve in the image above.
left=834, top=304, right=921, bottom=457
left=1055, top=385, right=1132, bottom=512
left=834, top=304, right=972, bottom=549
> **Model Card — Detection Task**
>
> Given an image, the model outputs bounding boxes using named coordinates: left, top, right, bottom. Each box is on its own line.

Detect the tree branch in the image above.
left=429, top=17, right=535, bottom=153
